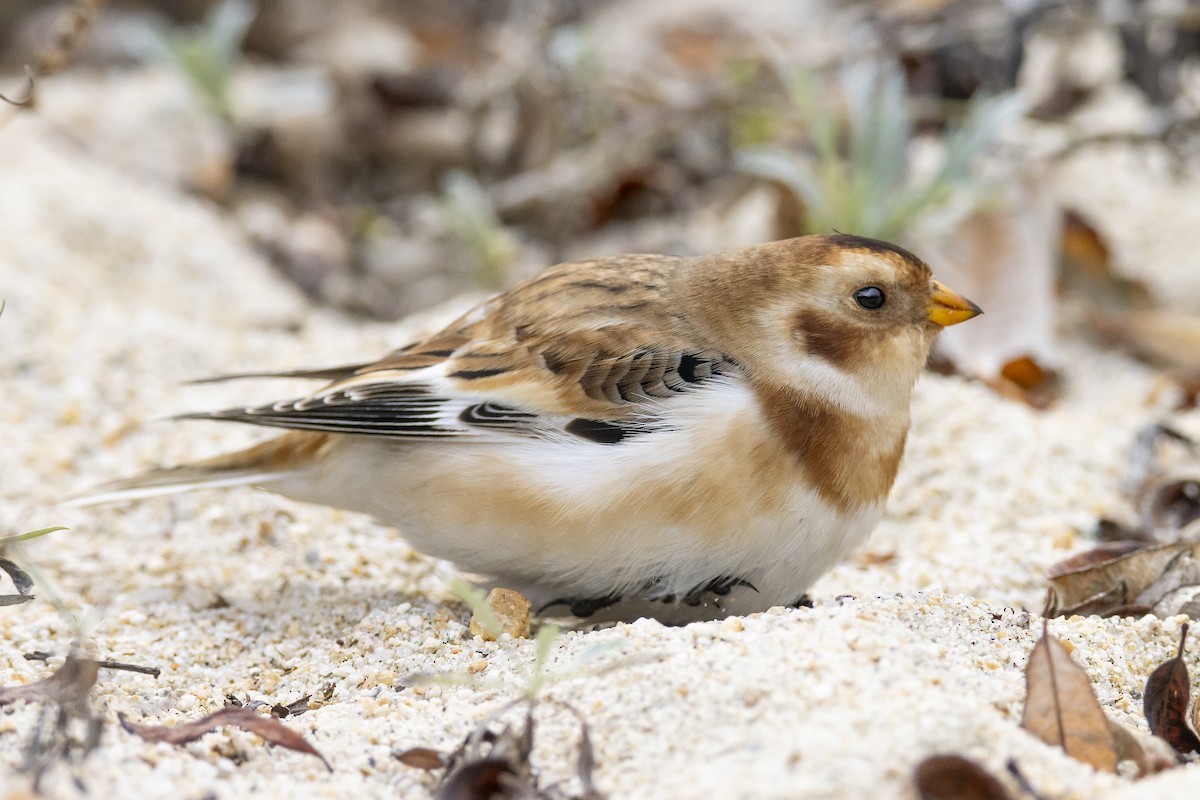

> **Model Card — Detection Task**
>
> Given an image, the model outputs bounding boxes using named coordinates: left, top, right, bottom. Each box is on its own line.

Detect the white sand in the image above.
left=4, top=80, right=1200, bottom=799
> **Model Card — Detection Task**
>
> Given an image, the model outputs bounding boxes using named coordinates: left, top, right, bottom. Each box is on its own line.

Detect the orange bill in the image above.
left=928, top=280, right=983, bottom=327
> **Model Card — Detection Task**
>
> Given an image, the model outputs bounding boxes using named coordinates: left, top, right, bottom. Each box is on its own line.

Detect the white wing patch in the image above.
left=180, top=346, right=730, bottom=445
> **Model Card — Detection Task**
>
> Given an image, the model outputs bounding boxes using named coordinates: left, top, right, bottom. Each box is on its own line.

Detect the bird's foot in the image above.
left=537, top=592, right=625, bottom=618
left=656, top=575, right=759, bottom=607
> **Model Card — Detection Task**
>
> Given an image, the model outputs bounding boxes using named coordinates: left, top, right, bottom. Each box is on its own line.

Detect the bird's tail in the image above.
left=63, top=431, right=329, bottom=507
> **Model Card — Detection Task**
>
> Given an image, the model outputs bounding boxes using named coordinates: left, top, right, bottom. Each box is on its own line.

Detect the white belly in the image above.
left=274, top=380, right=888, bottom=618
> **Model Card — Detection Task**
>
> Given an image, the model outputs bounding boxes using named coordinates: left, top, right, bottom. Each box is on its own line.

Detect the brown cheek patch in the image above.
left=755, top=382, right=906, bottom=512
left=792, top=308, right=872, bottom=371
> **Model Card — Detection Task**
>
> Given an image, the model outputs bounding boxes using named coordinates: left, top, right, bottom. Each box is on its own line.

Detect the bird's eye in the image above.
left=853, top=286, right=886, bottom=310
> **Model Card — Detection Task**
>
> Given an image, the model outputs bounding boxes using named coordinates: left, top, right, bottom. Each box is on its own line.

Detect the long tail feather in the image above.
left=63, top=431, right=330, bottom=507
left=186, top=364, right=369, bottom=384
left=61, top=468, right=288, bottom=507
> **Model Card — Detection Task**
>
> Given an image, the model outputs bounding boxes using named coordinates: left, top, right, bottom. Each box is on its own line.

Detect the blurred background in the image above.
left=2, top=0, right=1199, bottom=408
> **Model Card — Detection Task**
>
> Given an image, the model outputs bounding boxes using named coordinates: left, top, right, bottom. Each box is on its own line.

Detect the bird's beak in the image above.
left=928, top=280, right=983, bottom=327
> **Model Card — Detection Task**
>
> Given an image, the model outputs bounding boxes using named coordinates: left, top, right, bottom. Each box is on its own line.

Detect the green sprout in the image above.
left=737, top=60, right=1026, bottom=240
left=0, top=526, right=67, bottom=546
left=159, top=0, right=257, bottom=121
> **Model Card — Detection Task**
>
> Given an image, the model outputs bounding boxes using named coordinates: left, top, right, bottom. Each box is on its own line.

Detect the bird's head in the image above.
left=684, top=234, right=981, bottom=416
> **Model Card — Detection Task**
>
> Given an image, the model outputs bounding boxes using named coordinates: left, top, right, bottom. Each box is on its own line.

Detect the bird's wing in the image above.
left=185, top=255, right=740, bottom=443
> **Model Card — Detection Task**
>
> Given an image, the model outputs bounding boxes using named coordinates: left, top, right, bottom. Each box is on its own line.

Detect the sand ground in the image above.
left=4, top=79, right=1200, bottom=798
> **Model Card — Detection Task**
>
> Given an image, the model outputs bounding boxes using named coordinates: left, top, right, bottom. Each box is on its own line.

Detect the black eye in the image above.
left=854, top=286, right=886, bottom=310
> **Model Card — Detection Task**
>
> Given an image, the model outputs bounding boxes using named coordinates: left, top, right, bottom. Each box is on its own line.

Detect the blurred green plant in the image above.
left=737, top=61, right=1026, bottom=240
left=439, top=170, right=519, bottom=289
left=0, top=526, right=67, bottom=546
left=157, top=0, right=257, bottom=121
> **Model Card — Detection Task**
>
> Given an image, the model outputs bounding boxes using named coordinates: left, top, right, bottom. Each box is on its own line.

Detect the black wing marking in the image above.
left=457, top=402, right=539, bottom=431
left=564, top=418, right=628, bottom=444
left=181, top=383, right=473, bottom=438
left=180, top=349, right=740, bottom=443
left=561, top=348, right=739, bottom=404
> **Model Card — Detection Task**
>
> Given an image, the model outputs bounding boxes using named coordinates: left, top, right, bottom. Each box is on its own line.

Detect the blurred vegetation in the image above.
left=737, top=61, right=1027, bottom=240
left=2, top=0, right=1200, bottom=401
left=155, top=0, right=256, bottom=121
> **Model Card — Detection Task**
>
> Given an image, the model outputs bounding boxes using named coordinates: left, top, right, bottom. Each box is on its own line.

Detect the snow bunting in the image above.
left=81, top=234, right=980, bottom=621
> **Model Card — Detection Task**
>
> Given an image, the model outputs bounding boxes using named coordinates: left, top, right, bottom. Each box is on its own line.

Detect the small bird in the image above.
left=81, top=234, right=980, bottom=622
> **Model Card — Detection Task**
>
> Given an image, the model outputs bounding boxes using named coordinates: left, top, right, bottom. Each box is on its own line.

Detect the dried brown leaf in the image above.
left=436, top=757, right=514, bottom=800
left=989, top=356, right=1062, bottom=410
left=6, top=650, right=103, bottom=790
left=1060, top=210, right=1151, bottom=310
left=1107, top=719, right=1151, bottom=775
left=0, top=653, right=98, bottom=709
left=1045, top=542, right=1194, bottom=617
left=1021, top=623, right=1118, bottom=772
left=396, top=746, right=447, bottom=770
left=412, top=698, right=604, bottom=800
left=1125, top=425, right=1193, bottom=499
left=914, top=754, right=1011, bottom=800
left=919, top=174, right=1061, bottom=408
left=119, top=707, right=332, bottom=771
left=1139, top=479, right=1200, bottom=540
left=1047, top=541, right=1153, bottom=578
left=0, top=681, right=50, bottom=707
left=1144, top=624, right=1200, bottom=757
left=1142, top=553, right=1200, bottom=617
left=1094, top=518, right=1146, bottom=544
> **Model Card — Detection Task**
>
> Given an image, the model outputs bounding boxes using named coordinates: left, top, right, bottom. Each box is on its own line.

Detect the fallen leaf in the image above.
left=0, top=681, right=49, bottom=707
left=1060, top=210, right=1151, bottom=310
left=119, top=707, right=332, bottom=771
left=1139, top=478, right=1200, bottom=541
left=404, top=699, right=604, bottom=800
left=271, top=695, right=311, bottom=717
left=1107, top=719, right=1152, bottom=775
left=1141, top=552, right=1200, bottom=618
left=395, top=746, right=447, bottom=770
left=1, top=649, right=103, bottom=790
left=917, top=172, right=1062, bottom=408
left=1021, top=621, right=1118, bottom=773
left=1045, top=542, right=1195, bottom=617
left=990, top=356, right=1062, bottom=410
left=1144, top=623, right=1200, bottom=757
left=1058, top=214, right=1200, bottom=396
left=437, top=757, right=515, bottom=800
left=1047, top=541, right=1152, bottom=578
left=1093, top=518, right=1145, bottom=544
left=914, top=754, right=1011, bottom=800
left=1124, top=425, right=1193, bottom=499
left=0, top=651, right=98, bottom=709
